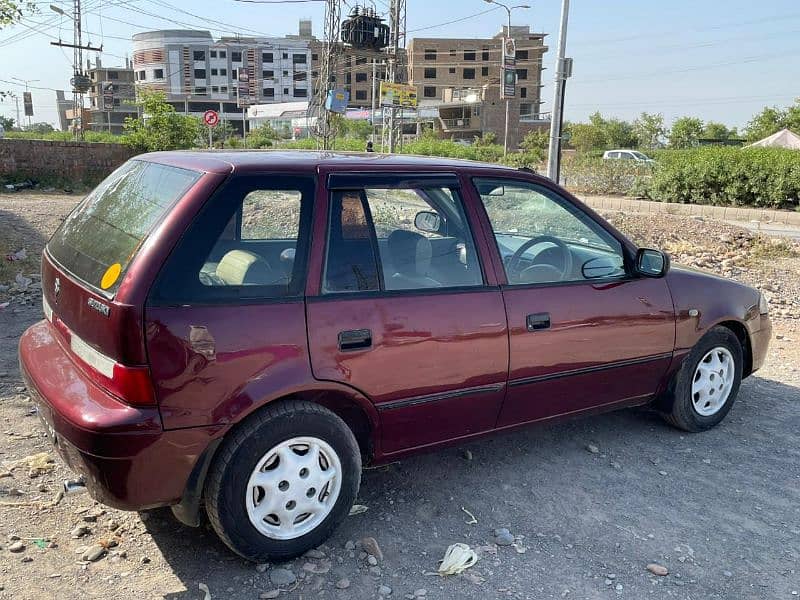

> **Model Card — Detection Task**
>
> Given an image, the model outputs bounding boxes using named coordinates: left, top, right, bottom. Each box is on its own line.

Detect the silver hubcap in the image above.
left=245, top=436, right=342, bottom=540
left=691, top=347, right=735, bottom=417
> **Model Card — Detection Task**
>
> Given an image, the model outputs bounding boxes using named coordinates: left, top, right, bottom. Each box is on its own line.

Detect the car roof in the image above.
left=137, top=150, right=523, bottom=176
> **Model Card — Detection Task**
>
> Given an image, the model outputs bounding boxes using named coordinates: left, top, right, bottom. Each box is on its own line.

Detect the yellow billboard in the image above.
left=379, top=82, right=418, bottom=108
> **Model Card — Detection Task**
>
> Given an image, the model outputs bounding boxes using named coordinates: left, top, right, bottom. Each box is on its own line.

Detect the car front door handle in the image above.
left=338, top=328, right=372, bottom=351
left=526, top=313, right=551, bottom=331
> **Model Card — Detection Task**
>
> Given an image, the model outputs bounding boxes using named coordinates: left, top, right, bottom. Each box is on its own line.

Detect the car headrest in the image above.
left=216, top=250, right=273, bottom=286
left=387, top=230, right=432, bottom=277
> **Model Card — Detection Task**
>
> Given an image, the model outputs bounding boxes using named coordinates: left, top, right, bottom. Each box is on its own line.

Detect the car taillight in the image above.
left=52, top=318, right=156, bottom=407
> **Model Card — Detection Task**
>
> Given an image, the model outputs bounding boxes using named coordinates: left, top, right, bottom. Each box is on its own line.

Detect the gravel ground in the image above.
left=0, top=192, right=798, bottom=600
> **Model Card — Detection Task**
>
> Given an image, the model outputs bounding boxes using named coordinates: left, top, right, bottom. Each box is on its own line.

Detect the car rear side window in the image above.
left=149, top=175, right=314, bottom=305
left=47, top=160, right=200, bottom=296
left=323, top=184, right=483, bottom=293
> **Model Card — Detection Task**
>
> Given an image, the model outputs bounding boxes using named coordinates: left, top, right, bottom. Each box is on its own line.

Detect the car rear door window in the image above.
left=322, top=184, right=483, bottom=293
left=149, top=175, right=314, bottom=305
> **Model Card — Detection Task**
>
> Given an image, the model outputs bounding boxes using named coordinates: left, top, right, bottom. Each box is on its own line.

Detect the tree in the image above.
left=668, top=116, right=704, bottom=148
left=1, top=0, right=34, bottom=27
left=520, top=129, right=549, bottom=152
left=744, top=106, right=786, bottom=141
left=25, top=121, right=54, bottom=134
left=123, top=92, right=200, bottom=152
left=247, top=123, right=278, bottom=149
left=633, top=112, right=666, bottom=149
left=702, top=121, right=736, bottom=140
left=0, top=115, right=13, bottom=130
left=568, top=122, right=607, bottom=153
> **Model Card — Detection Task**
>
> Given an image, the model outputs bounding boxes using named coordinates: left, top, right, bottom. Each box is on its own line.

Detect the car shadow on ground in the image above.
left=145, top=374, right=800, bottom=599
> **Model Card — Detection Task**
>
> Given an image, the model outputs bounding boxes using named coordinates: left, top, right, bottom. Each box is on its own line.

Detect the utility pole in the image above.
left=50, top=1, right=102, bottom=140
left=484, top=0, right=529, bottom=155
left=384, top=0, right=406, bottom=153
left=546, top=0, right=570, bottom=183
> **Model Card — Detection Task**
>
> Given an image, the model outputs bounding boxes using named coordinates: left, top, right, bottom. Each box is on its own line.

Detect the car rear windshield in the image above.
left=47, top=160, right=201, bottom=296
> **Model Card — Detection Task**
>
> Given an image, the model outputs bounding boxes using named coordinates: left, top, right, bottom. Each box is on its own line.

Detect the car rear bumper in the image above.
left=19, top=319, right=220, bottom=511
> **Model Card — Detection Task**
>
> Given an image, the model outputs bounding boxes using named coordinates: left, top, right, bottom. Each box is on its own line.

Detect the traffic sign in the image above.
left=203, top=110, right=220, bottom=127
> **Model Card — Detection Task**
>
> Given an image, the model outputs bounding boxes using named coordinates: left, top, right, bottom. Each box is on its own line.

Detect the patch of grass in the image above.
left=749, top=236, right=800, bottom=260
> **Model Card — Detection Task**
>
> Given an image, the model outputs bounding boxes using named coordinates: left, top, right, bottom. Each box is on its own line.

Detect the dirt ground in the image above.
left=0, top=192, right=798, bottom=600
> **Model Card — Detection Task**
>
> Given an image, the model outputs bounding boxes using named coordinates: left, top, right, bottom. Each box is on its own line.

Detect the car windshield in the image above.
left=47, top=160, right=200, bottom=296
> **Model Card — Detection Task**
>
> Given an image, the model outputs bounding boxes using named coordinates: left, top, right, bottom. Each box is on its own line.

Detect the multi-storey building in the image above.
left=85, top=57, right=137, bottom=134
left=408, top=25, right=549, bottom=149
left=132, top=21, right=314, bottom=133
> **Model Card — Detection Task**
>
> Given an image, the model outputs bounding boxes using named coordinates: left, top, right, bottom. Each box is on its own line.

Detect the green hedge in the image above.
left=643, top=147, right=800, bottom=208
left=560, top=154, right=653, bottom=195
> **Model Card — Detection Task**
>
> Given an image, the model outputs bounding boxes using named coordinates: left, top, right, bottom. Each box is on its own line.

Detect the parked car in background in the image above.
left=19, top=151, right=770, bottom=562
left=603, top=149, right=655, bottom=163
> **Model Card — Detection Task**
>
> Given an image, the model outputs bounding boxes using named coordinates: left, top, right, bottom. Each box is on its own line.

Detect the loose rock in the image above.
left=269, top=568, right=296, bottom=587
left=336, top=578, right=351, bottom=589
left=647, top=563, right=669, bottom=576
left=259, top=591, right=280, bottom=599
left=379, top=584, right=393, bottom=596
left=8, top=541, right=24, bottom=553
left=586, top=443, right=600, bottom=454
left=81, top=544, right=106, bottom=562
left=360, top=536, right=383, bottom=561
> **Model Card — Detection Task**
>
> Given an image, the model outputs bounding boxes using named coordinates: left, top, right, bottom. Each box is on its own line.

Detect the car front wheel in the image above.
left=205, top=400, right=361, bottom=562
left=662, top=326, right=743, bottom=432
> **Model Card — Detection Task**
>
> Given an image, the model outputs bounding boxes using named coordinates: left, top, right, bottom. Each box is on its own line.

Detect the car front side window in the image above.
left=474, top=178, right=626, bottom=285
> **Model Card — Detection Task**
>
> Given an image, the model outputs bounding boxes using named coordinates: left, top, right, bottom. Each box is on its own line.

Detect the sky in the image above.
left=0, top=0, right=798, bottom=130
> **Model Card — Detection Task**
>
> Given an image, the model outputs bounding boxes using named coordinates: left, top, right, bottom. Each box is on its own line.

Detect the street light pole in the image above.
left=484, top=0, right=529, bottom=155
left=546, top=0, right=570, bottom=182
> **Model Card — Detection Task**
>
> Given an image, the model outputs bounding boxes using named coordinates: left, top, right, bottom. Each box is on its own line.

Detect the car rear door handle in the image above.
left=338, top=328, right=372, bottom=351
left=526, top=313, right=551, bottom=331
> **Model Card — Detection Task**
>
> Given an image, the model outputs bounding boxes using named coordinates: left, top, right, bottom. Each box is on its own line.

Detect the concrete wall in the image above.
left=0, top=139, right=135, bottom=185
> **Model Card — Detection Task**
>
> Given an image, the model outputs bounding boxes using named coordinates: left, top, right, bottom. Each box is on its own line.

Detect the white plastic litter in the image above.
left=349, top=504, right=368, bottom=515
left=437, top=543, right=478, bottom=576
left=199, top=583, right=211, bottom=600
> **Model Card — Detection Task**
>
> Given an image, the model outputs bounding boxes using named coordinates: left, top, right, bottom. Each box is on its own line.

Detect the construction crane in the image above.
left=311, top=0, right=406, bottom=151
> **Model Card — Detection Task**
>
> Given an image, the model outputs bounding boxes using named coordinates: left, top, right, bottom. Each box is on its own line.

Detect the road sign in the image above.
left=237, top=70, right=251, bottom=108
left=501, top=68, right=516, bottom=99
left=502, top=37, right=516, bottom=68
left=325, top=88, right=349, bottom=114
left=203, top=110, right=220, bottom=127
left=101, top=82, right=114, bottom=111
left=379, top=82, right=417, bottom=108
left=22, top=92, right=33, bottom=117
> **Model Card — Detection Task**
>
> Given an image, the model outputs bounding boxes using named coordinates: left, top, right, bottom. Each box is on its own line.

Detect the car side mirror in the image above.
left=414, top=210, right=441, bottom=233
left=581, top=256, right=623, bottom=279
left=636, top=248, right=670, bottom=277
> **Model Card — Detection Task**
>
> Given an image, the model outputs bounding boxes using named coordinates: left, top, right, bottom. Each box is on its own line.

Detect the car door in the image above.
left=305, top=172, right=509, bottom=455
left=469, top=176, right=675, bottom=427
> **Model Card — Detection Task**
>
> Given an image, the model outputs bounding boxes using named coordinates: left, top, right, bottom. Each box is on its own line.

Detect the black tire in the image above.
left=204, top=400, right=361, bottom=562
left=662, top=326, right=743, bottom=432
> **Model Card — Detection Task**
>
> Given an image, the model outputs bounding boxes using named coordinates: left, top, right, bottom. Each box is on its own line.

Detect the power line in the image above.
left=407, top=7, right=501, bottom=34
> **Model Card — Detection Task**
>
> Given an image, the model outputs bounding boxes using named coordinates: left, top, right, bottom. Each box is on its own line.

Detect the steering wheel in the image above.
left=507, top=235, right=573, bottom=283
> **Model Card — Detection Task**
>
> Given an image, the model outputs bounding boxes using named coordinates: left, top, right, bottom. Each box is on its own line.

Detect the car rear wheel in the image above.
left=205, top=400, right=361, bottom=562
left=662, top=326, right=743, bottom=432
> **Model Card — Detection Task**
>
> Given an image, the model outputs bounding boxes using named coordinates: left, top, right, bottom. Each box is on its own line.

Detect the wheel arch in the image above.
left=171, top=383, right=379, bottom=527
left=714, top=319, right=753, bottom=377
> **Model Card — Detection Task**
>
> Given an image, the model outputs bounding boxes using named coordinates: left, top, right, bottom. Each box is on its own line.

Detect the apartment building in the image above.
left=132, top=21, right=314, bottom=133
left=85, top=57, right=137, bottom=134
left=408, top=25, right=549, bottom=148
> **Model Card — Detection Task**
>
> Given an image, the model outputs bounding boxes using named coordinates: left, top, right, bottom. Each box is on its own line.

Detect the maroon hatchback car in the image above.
left=19, top=151, right=771, bottom=561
